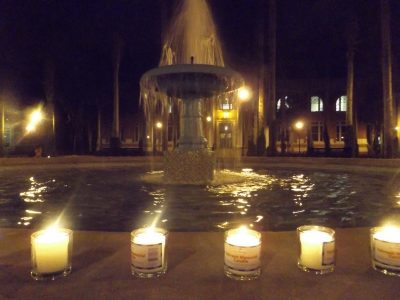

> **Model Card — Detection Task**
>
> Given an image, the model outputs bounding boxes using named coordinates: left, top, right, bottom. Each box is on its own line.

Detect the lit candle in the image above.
left=131, top=227, right=167, bottom=278
left=31, top=227, right=73, bottom=279
left=224, top=226, right=261, bottom=280
left=297, top=226, right=335, bottom=274
left=371, top=226, right=400, bottom=276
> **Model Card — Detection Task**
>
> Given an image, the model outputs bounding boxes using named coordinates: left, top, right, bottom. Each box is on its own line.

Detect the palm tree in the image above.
left=344, top=17, right=359, bottom=157
left=43, top=58, right=56, bottom=155
left=255, top=0, right=266, bottom=155
left=381, top=0, right=396, bottom=157
left=266, top=0, right=277, bottom=156
left=110, top=33, right=124, bottom=149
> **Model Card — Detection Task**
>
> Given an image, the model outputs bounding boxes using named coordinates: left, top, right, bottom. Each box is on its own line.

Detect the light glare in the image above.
left=295, top=121, right=304, bottom=130
left=238, top=86, right=251, bottom=101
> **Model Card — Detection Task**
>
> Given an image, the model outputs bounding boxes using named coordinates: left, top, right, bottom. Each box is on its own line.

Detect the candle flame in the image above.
left=375, top=225, right=400, bottom=243
left=381, top=225, right=400, bottom=236
left=227, top=225, right=260, bottom=247
left=46, top=222, right=60, bottom=233
left=238, top=225, right=249, bottom=235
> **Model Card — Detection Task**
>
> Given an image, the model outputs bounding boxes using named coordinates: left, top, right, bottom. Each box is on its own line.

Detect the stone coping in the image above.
left=0, top=228, right=397, bottom=299
left=1, top=155, right=400, bottom=174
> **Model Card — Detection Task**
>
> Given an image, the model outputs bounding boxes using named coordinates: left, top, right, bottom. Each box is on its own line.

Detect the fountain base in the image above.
left=164, top=149, right=215, bottom=184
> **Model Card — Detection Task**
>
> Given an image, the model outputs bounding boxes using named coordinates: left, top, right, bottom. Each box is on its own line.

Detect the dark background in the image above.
left=0, top=0, right=399, bottom=152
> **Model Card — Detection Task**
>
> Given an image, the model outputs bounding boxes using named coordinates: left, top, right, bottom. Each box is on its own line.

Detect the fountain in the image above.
left=140, top=0, right=244, bottom=184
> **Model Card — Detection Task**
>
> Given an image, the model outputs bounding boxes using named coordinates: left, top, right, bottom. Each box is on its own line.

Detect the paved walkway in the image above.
left=0, top=228, right=397, bottom=300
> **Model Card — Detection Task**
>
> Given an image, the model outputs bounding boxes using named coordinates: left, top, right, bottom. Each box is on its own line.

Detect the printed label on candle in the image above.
left=224, top=243, right=261, bottom=272
left=322, top=241, right=335, bottom=266
left=131, top=243, right=163, bottom=270
left=373, top=238, right=400, bottom=267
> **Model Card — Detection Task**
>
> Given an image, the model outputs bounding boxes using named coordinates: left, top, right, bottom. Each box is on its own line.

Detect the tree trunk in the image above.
left=344, top=48, right=357, bottom=157
left=44, top=59, right=56, bottom=155
left=323, top=121, right=331, bottom=155
left=279, top=103, right=287, bottom=155
left=344, top=17, right=359, bottom=157
left=96, top=108, right=102, bottom=151
left=266, top=0, right=277, bottom=155
left=255, top=0, right=266, bottom=151
left=0, top=103, right=4, bottom=156
left=381, top=0, right=396, bottom=157
left=111, top=34, right=123, bottom=149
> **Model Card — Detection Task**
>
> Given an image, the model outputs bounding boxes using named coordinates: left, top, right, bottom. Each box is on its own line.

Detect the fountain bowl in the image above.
left=140, top=64, right=244, bottom=99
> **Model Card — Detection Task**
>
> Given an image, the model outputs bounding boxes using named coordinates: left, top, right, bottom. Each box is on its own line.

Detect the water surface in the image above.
left=0, top=167, right=398, bottom=231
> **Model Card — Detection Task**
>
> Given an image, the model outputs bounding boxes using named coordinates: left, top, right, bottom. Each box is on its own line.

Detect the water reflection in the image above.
left=1, top=167, right=396, bottom=231
left=141, top=187, right=167, bottom=226
left=208, top=170, right=277, bottom=229
left=288, top=174, right=314, bottom=215
left=395, top=192, right=400, bottom=207
left=17, top=176, right=56, bottom=227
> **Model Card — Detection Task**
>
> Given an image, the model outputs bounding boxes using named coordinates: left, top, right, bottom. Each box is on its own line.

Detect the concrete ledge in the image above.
left=0, top=228, right=397, bottom=299
left=2, top=156, right=400, bottom=174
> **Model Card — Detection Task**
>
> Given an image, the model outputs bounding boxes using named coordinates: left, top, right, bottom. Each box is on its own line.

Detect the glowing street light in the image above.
left=26, top=108, right=43, bottom=134
left=26, top=123, right=36, bottom=133
left=206, top=116, right=212, bottom=122
left=294, top=120, right=305, bottom=154
left=155, top=122, right=162, bottom=129
left=30, top=110, right=43, bottom=124
left=295, top=121, right=304, bottom=130
left=238, top=86, right=251, bottom=101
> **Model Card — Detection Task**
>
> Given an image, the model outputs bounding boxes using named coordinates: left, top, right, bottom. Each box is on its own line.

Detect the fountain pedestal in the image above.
left=165, top=97, right=214, bottom=184
left=164, top=148, right=215, bottom=184
left=140, top=64, right=243, bottom=184
left=179, top=99, right=207, bottom=149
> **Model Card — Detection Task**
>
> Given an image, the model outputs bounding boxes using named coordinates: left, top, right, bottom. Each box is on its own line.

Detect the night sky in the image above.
left=0, top=0, right=399, bottom=121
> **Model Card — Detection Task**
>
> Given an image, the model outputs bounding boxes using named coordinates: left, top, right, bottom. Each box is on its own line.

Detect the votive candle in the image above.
left=297, top=225, right=335, bottom=274
left=31, top=228, right=73, bottom=280
left=131, top=227, right=167, bottom=278
left=224, top=226, right=261, bottom=280
left=370, top=226, right=400, bottom=276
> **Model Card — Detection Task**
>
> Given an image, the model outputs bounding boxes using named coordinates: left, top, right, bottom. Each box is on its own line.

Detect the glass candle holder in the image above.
left=131, top=227, right=168, bottom=278
left=224, top=227, right=262, bottom=280
left=297, top=225, right=335, bottom=274
left=31, top=228, right=73, bottom=280
left=370, top=226, right=400, bottom=276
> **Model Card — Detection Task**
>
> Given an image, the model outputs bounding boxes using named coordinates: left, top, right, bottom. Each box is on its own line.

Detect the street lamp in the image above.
left=26, top=108, right=43, bottom=134
left=294, top=120, right=304, bottom=154
left=238, top=86, right=251, bottom=102
left=155, top=121, right=162, bottom=129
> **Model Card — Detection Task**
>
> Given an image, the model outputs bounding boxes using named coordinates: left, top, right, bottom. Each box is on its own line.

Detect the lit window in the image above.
left=336, top=96, right=347, bottom=112
left=311, top=121, right=324, bottom=142
left=336, top=121, right=346, bottom=141
left=219, top=98, right=233, bottom=110
left=311, top=96, right=323, bottom=112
